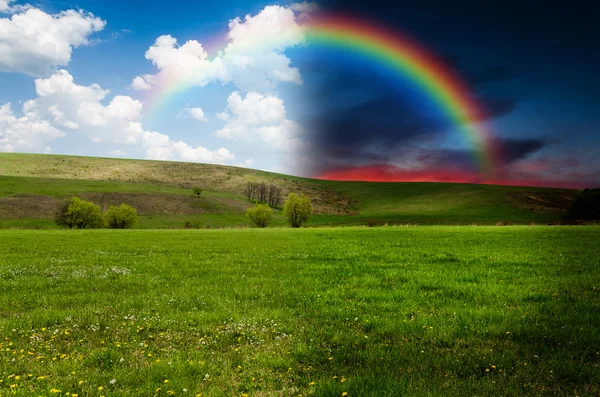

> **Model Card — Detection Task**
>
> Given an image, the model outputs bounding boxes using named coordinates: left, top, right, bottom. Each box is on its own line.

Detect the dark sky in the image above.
left=298, top=0, right=600, bottom=188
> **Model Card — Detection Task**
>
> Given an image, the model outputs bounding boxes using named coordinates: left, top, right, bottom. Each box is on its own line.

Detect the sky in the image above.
left=1, top=0, right=598, bottom=188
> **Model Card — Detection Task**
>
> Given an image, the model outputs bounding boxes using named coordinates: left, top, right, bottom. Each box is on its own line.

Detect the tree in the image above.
left=244, top=182, right=282, bottom=207
left=246, top=204, right=272, bottom=228
left=64, top=197, right=104, bottom=229
left=283, top=193, right=313, bottom=228
left=564, top=188, right=600, bottom=220
left=105, top=203, right=138, bottom=229
left=55, top=199, right=75, bottom=229
left=192, top=187, right=203, bottom=198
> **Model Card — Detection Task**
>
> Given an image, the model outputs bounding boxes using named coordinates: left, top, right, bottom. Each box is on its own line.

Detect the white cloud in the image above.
left=130, top=76, right=152, bottom=91
left=289, top=2, right=320, bottom=14
left=23, top=70, right=144, bottom=144
left=180, top=106, right=208, bottom=122
left=142, top=131, right=235, bottom=163
left=1, top=70, right=236, bottom=164
left=0, top=102, right=64, bottom=152
left=237, top=158, right=254, bottom=168
left=216, top=111, right=230, bottom=121
left=0, top=6, right=105, bottom=76
left=131, top=4, right=310, bottom=93
left=131, top=35, right=228, bottom=91
left=214, top=91, right=305, bottom=152
left=0, top=0, right=29, bottom=13
left=109, top=149, right=127, bottom=157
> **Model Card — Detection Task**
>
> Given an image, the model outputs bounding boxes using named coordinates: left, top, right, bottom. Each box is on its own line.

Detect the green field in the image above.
left=1, top=227, right=599, bottom=396
left=0, top=154, right=579, bottom=228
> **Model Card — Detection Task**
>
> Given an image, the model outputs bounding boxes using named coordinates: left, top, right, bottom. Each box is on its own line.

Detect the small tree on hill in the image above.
left=283, top=193, right=313, bottom=228
left=246, top=204, right=272, bottom=228
left=63, top=197, right=104, bottom=229
left=192, top=187, right=203, bottom=198
left=105, top=203, right=138, bottom=229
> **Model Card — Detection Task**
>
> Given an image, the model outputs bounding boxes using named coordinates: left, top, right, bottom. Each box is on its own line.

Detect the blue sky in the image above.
left=1, top=0, right=599, bottom=187
left=0, top=0, right=312, bottom=173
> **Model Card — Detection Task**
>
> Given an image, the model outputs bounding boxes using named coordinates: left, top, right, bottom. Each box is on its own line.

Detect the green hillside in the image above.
left=0, top=153, right=577, bottom=228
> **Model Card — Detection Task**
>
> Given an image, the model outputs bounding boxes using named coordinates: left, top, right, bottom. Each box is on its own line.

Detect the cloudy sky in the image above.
left=1, top=0, right=598, bottom=188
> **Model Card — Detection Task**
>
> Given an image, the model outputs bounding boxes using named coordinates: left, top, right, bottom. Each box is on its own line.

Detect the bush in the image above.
left=246, top=204, right=272, bottom=228
left=60, top=197, right=104, bottom=229
left=105, top=203, right=138, bottom=229
left=367, top=219, right=377, bottom=227
left=283, top=193, right=313, bottom=228
left=564, top=188, right=600, bottom=220
left=192, top=187, right=203, bottom=198
left=55, top=200, right=75, bottom=229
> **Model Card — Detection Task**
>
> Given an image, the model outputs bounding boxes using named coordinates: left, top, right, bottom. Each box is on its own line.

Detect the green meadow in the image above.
left=0, top=154, right=579, bottom=228
left=1, top=227, right=599, bottom=396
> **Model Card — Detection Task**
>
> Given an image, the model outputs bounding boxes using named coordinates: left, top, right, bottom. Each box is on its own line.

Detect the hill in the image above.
left=0, top=153, right=578, bottom=228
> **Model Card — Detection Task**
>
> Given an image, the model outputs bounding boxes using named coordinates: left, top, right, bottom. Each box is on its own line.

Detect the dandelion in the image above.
left=78, top=381, right=84, bottom=385
left=50, top=389, right=61, bottom=394
left=342, top=393, right=348, bottom=396
left=110, top=379, right=116, bottom=385
left=164, top=379, right=169, bottom=383
left=168, top=391, right=175, bottom=396
left=309, top=382, right=316, bottom=386
left=156, top=388, right=161, bottom=392
left=98, top=386, right=104, bottom=391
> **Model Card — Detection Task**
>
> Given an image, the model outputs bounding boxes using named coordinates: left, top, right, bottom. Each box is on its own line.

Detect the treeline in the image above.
left=244, top=182, right=282, bottom=208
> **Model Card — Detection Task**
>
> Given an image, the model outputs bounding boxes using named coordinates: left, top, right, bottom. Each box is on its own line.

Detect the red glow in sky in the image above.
left=316, top=164, right=590, bottom=189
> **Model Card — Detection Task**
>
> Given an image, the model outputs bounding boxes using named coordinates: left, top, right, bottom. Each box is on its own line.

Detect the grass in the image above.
left=0, top=154, right=579, bottom=228
left=1, top=226, right=599, bottom=396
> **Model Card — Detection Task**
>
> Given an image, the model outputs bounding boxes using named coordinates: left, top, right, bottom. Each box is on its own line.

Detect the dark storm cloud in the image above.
left=500, top=138, right=546, bottom=163
left=468, top=66, right=513, bottom=86
left=477, top=98, right=517, bottom=121
left=295, top=0, right=600, bottom=186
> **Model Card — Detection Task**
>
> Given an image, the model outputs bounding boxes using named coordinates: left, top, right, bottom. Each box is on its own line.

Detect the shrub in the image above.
left=367, top=219, right=377, bottom=227
left=105, top=203, right=138, bottom=229
left=246, top=204, right=272, bottom=228
left=55, top=199, right=75, bottom=229
left=283, top=193, right=313, bottom=228
left=63, top=197, right=104, bottom=229
left=192, top=187, right=203, bottom=198
left=564, top=188, right=600, bottom=220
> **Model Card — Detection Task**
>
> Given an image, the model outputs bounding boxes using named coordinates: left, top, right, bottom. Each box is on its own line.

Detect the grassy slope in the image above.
left=1, top=227, right=599, bottom=396
left=0, top=153, right=578, bottom=228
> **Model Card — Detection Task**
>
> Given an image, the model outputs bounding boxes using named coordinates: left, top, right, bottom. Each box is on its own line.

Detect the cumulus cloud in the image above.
left=142, top=131, right=235, bottom=163
left=0, top=0, right=29, bottom=13
left=131, top=4, right=312, bottom=93
left=1, top=70, right=235, bottom=163
left=23, top=70, right=144, bottom=144
left=215, top=91, right=305, bottom=152
left=180, top=106, right=208, bottom=122
left=0, top=102, right=64, bottom=152
left=0, top=6, right=105, bottom=76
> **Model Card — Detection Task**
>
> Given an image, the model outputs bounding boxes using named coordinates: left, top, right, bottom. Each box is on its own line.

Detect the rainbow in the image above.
left=143, top=14, right=502, bottom=177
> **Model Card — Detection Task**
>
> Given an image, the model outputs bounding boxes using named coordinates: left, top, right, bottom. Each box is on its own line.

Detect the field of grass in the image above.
left=0, top=154, right=579, bottom=228
left=1, top=226, right=599, bottom=396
